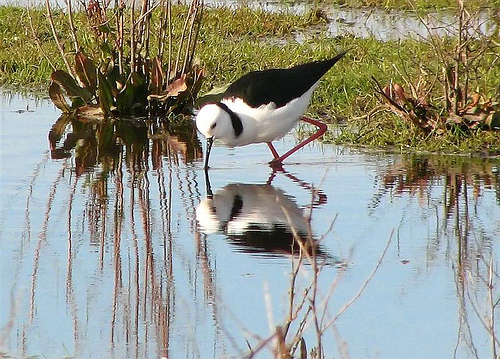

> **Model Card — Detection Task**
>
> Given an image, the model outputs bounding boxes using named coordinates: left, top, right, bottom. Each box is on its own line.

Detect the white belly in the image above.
left=222, top=84, right=316, bottom=146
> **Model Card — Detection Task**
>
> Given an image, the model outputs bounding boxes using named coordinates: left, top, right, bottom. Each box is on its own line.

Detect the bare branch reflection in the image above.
left=374, top=153, right=500, bottom=358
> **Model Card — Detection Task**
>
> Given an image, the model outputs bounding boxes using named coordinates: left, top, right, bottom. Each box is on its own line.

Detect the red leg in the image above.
left=268, top=116, right=327, bottom=166
left=267, top=142, right=280, bottom=159
left=267, top=142, right=285, bottom=169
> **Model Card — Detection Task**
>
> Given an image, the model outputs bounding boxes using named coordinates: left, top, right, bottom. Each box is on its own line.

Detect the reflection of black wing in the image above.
left=227, top=224, right=336, bottom=265
left=223, top=53, right=346, bottom=108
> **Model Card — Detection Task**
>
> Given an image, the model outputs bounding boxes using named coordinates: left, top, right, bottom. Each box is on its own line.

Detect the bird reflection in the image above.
left=196, top=177, right=335, bottom=263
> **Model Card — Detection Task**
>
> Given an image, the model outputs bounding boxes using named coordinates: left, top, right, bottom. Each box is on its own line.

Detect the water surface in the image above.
left=1, top=92, right=499, bottom=358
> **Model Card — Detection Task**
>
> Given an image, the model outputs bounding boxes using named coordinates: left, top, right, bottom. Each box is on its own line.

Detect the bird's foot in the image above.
left=268, top=158, right=284, bottom=170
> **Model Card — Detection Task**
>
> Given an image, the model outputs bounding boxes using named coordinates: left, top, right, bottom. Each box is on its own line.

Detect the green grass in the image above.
left=1, top=4, right=499, bottom=155
left=0, top=5, right=326, bottom=88
left=0, top=7, right=51, bottom=90
left=329, top=111, right=500, bottom=155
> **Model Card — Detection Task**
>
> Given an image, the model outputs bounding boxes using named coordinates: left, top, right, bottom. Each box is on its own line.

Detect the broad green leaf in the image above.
left=116, top=72, right=147, bottom=114
left=190, top=66, right=206, bottom=99
left=100, top=57, right=114, bottom=75
left=115, top=75, right=135, bottom=113
left=51, top=70, right=93, bottom=103
left=98, top=71, right=114, bottom=117
left=100, top=44, right=115, bottom=63
left=48, top=82, right=71, bottom=113
left=106, top=66, right=125, bottom=98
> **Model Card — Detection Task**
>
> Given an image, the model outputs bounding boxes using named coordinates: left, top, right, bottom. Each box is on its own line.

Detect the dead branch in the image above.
left=45, top=0, right=75, bottom=76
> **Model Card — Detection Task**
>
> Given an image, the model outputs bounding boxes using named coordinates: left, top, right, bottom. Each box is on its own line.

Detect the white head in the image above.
left=195, top=103, right=236, bottom=144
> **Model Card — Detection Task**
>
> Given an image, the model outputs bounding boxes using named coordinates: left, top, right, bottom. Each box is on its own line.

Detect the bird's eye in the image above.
left=210, top=123, right=217, bottom=129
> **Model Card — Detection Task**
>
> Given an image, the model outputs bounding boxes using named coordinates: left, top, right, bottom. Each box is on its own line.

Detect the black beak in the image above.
left=204, top=167, right=213, bottom=198
left=204, top=137, right=214, bottom=170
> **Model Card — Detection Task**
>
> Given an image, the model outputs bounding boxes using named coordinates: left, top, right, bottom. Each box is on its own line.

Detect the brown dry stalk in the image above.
left=275, top=182, right=336, bottom=357
left=136, top=0, right=151, bottom=61
left=243, top=332, right=279, bottom=359
left=173, top=0, right=196, bottom=78
left=117, top=0, right=125, bottom=74
left=167, top=0, right=172, bottom=82
left=283, top=247, right=305, bottom=336
left=157, top=0, right=167, bottom=62
left=66, top=0, right=80, bottom=53
left=27, top=2, right=55, bottom=70
left=130, top=0, right=136, bottom=73
left=134, top=0, right=162, bottom=27
left=454, top=0, right=464, bottom=115
left=45, top=0, right=75, bottom=76
left=182, top=0, right=203, bottom=74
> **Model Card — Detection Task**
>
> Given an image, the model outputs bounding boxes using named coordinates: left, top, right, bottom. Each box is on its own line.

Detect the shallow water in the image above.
left=2, top=0, right=497, bottom=41
left=218, top=1, right=496, bottom=41
left=1, top=91, right=499, bottom=358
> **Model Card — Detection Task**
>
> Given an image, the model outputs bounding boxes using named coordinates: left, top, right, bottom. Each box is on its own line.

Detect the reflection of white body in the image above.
left=196, top=183, right=337, bottom=262
left=196, top=184, right=309, bottom=237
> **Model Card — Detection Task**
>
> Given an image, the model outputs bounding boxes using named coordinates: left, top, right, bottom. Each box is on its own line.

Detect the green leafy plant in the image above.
left=41, top=0, right=204, bottom=118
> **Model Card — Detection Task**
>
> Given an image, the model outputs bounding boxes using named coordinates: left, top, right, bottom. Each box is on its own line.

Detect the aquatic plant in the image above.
left=40, top=0, right=204, bottom=118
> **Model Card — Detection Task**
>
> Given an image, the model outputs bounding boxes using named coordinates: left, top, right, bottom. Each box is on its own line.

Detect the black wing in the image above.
left=223, top=51, right=346, bottom=108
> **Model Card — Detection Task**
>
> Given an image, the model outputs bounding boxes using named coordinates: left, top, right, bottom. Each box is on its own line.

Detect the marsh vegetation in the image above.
left=1, top=0, right=499, bottom=154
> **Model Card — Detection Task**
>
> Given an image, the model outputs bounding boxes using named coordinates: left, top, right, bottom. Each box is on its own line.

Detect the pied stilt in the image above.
left=196, top=51, right=347, bottom=169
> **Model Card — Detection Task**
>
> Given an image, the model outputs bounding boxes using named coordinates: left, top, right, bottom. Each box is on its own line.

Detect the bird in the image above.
left=195, top=51, right=347, bottom=170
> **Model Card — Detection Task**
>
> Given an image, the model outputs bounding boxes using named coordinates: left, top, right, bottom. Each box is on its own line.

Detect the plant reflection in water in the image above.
left=35, top=113, right=207, bottom=358
left=373, top=154, right=500, bottom=358
left=31, top=112, right=348, bottom=357
left=48, top=112, right=203, bottom=175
